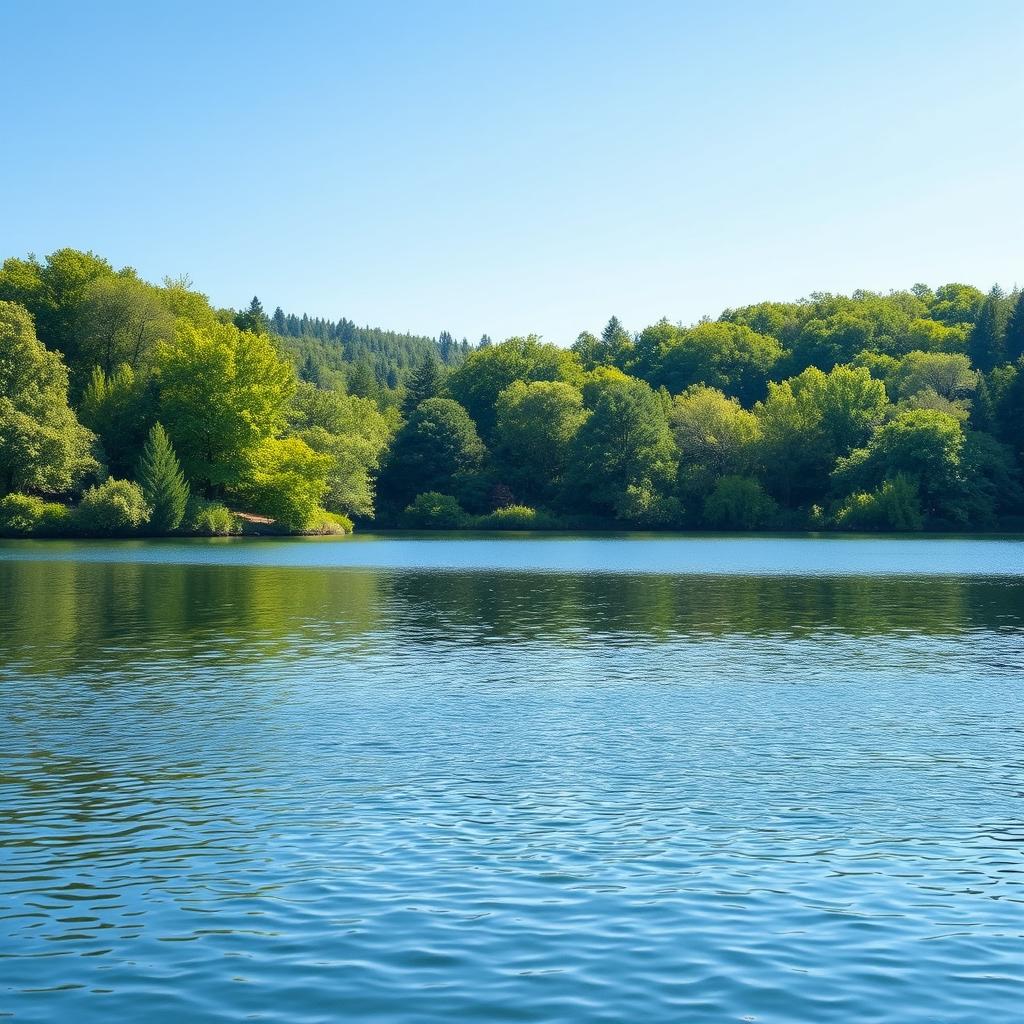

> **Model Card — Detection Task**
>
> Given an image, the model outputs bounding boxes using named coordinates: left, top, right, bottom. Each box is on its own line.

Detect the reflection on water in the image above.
left=1, top=539, right=1023, bottom=1023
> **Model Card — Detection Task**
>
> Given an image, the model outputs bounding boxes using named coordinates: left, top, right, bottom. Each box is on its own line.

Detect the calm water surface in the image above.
left=1, top=535, right=1022, bottom=1023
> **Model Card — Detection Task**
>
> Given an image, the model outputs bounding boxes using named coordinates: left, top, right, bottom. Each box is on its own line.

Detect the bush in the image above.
left=303, top=508, right=354, bottom=535
left=402, top=492, right=468, bottom=529
left=703, top=475, right=778, bottom=530
left=476, top=504, right=559, bottom=530
left=73, top=479, right=151, bottom=535
left=834, top=474, right=924, bottom=531
left=184, top=498, right=241, bottom=536
left=0, top=493, right=71, bottom=536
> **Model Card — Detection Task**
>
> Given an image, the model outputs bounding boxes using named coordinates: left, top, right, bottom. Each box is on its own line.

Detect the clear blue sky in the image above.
left=2, top=0, right=1022, bottom=343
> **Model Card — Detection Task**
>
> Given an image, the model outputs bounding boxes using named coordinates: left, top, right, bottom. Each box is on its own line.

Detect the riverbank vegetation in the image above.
left=1, top=248, right=1022, bottom=536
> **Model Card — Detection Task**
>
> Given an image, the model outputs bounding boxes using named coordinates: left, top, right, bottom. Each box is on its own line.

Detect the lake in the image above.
left=1, top=534, right=1022, bottom=1023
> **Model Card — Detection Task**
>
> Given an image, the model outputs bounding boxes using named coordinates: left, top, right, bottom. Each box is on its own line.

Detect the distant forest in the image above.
left=1, top=247, right=1022, bottom=537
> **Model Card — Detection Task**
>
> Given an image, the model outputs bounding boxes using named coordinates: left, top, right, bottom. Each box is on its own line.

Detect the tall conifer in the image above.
left=136, top=422, right=190, bottom=533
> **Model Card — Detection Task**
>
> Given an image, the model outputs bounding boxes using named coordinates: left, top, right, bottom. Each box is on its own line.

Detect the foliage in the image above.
left=402, top=492, right=469, bottom=529
left=703, top=475, right=779, bottom=530
left=476, top=504, right=559, bottom=530
left=0, top=300, right=98, bottom=496
left=564, top=375, right=677, bottom=517
left=3, top=246, right=1022, bottom=535
left=0, top=493, right=70, bottom=536
left=184, top=497, right=240, bottom=536
left=233, top=436, right=331, bottom=531
left=493, top=380, right=588, bottom=505
left=136, top=422, right=190, bottom=532
left=74, top=478, right=151, bottom=535
left=379, top=398, right=486, bottom=511
left=447, top=335, right=582, bottom=438
left=834, top=475, right=924, bottom=532
left=757, top=364, right=889, bottom=505
left=832, top=409, right=966, bottom=523
left=79, top=363, right=156, bottom=478
left=631, top=320, right=782, bottom=404
left=288, top=382, right=391, bottom=518
left=156, top=320, right=295, bottom=492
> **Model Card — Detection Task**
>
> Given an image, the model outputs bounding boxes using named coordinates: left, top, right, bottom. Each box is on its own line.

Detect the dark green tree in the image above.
left=402, top=353, right=445, bottom=415
left=968, top=286, right=1009, bottom=372
left=136, top=422, right=190, bottom=532
left=378, top=397, right=486, bottom=512
left=1005, top=289, right=1024, bottom=364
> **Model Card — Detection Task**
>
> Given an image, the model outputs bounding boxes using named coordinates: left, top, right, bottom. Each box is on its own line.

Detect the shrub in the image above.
left=184, top=497, right=241, bottom=536
left=0, top=493, right=71, bottom=536
left=476, top=504, right=559, bottom=530
left=834, top=474, right=924, bottom=531
left=703, top=475, right=779, bottom=530
left=402, top=492, right=468, bottom=529
left=303, top=508, right=354, bottom=535
left=73, top=479, right=151, bottom=535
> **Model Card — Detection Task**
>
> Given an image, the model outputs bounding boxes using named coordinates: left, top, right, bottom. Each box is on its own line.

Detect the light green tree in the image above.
left=0, top=301, right=97, bottom=495
left=156, top=320, right=296, bottom=493
left=494, top=380, right=588, bottom=504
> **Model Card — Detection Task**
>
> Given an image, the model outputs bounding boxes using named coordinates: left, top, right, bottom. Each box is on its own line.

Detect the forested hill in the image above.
left=263, top=303, right=473, bottom=391
left=1, top=247, right=1023, bottom=540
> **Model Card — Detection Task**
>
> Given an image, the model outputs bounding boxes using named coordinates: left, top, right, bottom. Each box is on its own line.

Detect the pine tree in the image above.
left=271, top=306, right=287, bottom=335
left=969, top=285, right=1008, bottom=372
left=234, top=296, right=270, bottom=335
left=403, top=354, right=444, bottom=415
left=970, top=375, right=997, bottom=433
left=136, top=422, right=190, bottom=533
left=1006, top=289, right=1024, bottom=364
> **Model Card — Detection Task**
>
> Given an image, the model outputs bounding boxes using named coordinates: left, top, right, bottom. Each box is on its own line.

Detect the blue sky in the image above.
left=2, top=0, right=1022, bottom=343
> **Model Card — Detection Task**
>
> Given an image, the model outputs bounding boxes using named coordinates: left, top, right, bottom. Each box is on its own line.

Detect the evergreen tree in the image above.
left=438, top=330, right=456, bottom=364
left=403, top=354, right=445, bottom=416
left=135, top=422, right=189, bottom=532
left=970, top=375, right=997, bottom=434
left=479, top=334, right=493, bottom=348
left=271, top=306, right=287, bottom=334
left=969, top=286, right=1008, bottom=372
left=1006, top=289, right=1024, bottom=364
left=234, top=296, right=270, bottom=335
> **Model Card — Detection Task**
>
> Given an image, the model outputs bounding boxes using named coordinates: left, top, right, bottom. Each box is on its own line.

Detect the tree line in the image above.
left=1, top=248, right=1022, bottom=537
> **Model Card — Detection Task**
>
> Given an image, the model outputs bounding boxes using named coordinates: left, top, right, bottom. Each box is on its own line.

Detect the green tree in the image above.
left=703, top=475, right=778, bottom=530
left=78, top=363, right=156, bottom=478
left=669, top=386, right=761, bottom=503
left=447, top=335, right=583, bottom=439
left=156, top=321, right=296, bottom=493
left=631, top=320, right=782, bottom=404
left=378, top=397, right=487, bottom=511
left=402, top=353, right=445, bottom=415
left=969, top=285, right=1009, bottom=372
left=564, top=375, right=677, bottom=520
left=234, top=296, right=270, bottom=334
left=0, top=249, right=116, bottom=370
left=832, top=409, right=966, bottom=523
left=493, top=380, right=589, bottom=504
left=757, top=364, right=889, bottom=505
left=0, top=301, right=97, bottom=495
left=1005, top=290, right=1024, bottom=364
left=76, top=276, right=174, bottom=381
left=234, top=436, right=331, bottom=530
left=893, top=351, right=978, bottom=401
left=288, top=382, right=392, bottom=518
left=135, top=422, right=190, bottom=532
